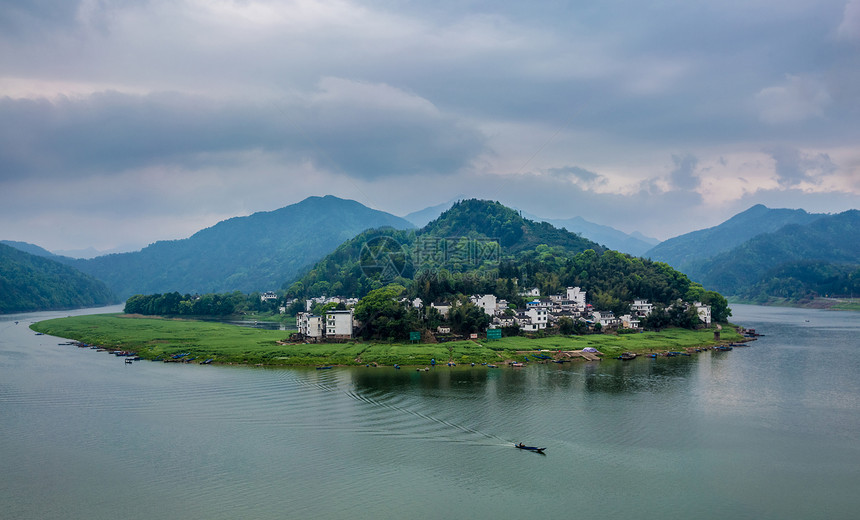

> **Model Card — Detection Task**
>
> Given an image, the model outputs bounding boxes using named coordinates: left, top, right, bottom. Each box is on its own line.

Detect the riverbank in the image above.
left=728, top=296, right=860, bottom=311
left=30, top=313, right=745, bottom=366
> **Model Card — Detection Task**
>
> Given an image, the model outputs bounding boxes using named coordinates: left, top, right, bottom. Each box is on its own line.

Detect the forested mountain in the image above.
left=288, top=199, right=603, bottom=298
left=645, top=204, right=823, bottom=272
left=0, top=240, right=59, bottom=259
left=425, top=199, right=602, bottom=254
left=403, top=202, right=659, bottom=256
left=58, top=196, right=413, bottom=298
left=0, top=243, right=116, bottom=313
left=524, top=213, right=659, bottom=256
left=687, top=210, right=860, bottom=298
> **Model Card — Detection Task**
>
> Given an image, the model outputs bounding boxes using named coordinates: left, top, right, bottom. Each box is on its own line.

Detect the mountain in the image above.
left=687, top=210, right=860, bottom=297
left=0, top=240, right=60, bottom=259
left=523, top=213, right=659, bottom=256
left=425, top=200, right=603, bottom=254
left=0, top=242, right=116, bottom=313
left=287, top=199, right=606, bottom=298
left=402, top=200, right=457, bottom=227
left=644, top=204, right=823, bottom=272
left=61, top=196, right=414, bottom=298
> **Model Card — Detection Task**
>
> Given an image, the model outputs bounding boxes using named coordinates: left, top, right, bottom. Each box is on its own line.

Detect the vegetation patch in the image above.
left=31, top=314, right=742, bottom=366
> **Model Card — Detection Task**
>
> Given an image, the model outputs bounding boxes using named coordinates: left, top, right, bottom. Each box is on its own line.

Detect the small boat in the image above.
left=316, top=366, right=333, bottom=370
left=515, top=443, right=546, bottom=454
left=511, top=362, right=525, bottom=367
left=124, top=358, right=133, bottom=364
left=616, top=352, right=637, bottom=360
left=202, top=359, right=214, bottom=364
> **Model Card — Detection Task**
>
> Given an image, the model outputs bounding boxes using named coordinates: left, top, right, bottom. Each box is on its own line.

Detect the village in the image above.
left=290, top=287, right=713, bottom=342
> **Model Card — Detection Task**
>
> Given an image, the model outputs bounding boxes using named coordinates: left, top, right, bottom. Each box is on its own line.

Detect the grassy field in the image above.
left=31, top=314, right=743, bottom=366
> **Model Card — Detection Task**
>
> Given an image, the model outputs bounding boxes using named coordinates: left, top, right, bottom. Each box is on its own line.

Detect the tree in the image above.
left=354, top=284, right=415, bottom=340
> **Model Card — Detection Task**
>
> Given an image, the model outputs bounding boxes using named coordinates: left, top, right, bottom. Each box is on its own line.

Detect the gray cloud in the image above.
left=1, top=0, right=858, bottom=252
left=765, top=145, right=838, bottom=187
left=545, top=166, right=606, bottom=188
left=0, top=84, right=486, bottom=181
left=670, top=154, right=700, bottom=191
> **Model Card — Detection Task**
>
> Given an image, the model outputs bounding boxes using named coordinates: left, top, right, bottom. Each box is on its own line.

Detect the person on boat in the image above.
left=517, top=443, right=525, bottom=448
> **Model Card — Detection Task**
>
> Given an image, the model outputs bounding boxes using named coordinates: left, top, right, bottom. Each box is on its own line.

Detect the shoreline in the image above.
left=30, top=313, right=748, bottom=368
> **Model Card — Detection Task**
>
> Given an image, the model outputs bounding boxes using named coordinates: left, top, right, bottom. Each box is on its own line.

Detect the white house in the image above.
left=631, top=298, right=653, bottom=316
left=520, top=287, right=540, bottom=297
left=260, top=291, right=278, bottom=302
left=694, top=302, right=712, bottom=326
left=620, top=314, right=641, bottom=329
left=296, top=312, right=324, bottom=340
left=325, top=309, right=354, bottom=339
left=592, top=311, right=618, bottom=328
left=566, top=287, right=587, bottom=310
left=471, top=294, right=498, bottom=316
left=524, top=308, right=548, bottom=329
left=430, top=302, right=451, bottom=317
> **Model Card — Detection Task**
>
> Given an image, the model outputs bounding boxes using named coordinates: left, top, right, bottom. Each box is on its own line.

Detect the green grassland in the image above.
left=31, top=314, right=743, bottom=366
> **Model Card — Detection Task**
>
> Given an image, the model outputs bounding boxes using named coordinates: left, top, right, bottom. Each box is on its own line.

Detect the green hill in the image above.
left=645, top=204, right=822, bottom=272
left=61, top=196, right=414, bottom=298
left=687, top=210, right=860, bottom=298
left=0, top=242, right=116, bottom=313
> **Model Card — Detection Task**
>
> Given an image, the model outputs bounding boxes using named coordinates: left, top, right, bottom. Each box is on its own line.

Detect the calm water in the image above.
left=2, top=304, right=859, bottom=520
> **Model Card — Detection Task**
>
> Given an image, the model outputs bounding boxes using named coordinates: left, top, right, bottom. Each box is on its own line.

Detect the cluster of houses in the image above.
left=472, top=287, right=710, bottom=332
left=292, top=286, right=712, bottom=342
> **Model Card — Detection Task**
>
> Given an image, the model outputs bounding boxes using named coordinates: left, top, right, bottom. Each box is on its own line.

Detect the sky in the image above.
left=1, top=0, right=859, bottom=254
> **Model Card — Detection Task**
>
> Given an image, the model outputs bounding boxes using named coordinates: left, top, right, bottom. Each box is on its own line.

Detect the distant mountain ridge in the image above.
left=53, top=196, right=414, bottom=298
left=645, top=204, right=824, bottom=272
left=523, top=213, right=659, bottom=256
left=0, top=240, right=59, bottom=259
left=0, top=242, right=116, bottom=313
left=687, top=210, right=860, bottom=297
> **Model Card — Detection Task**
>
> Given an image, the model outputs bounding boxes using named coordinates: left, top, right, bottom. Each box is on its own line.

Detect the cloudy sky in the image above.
left=2, top=0, right=858, bottom=253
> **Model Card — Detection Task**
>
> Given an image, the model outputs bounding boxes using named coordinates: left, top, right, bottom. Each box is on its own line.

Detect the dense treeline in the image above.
left=124, top=291, right=283, bottom=316
left=737, top=261, right=860, bottom=302
left=0, top=243, right=116, bottom=313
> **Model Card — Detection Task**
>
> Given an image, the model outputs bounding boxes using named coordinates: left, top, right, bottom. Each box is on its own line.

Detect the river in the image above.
left=2, top=304, right=859, bottom=520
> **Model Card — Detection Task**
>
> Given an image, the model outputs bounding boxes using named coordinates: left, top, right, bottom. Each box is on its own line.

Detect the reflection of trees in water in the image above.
left=346, top=359, right=699, bottom=400
left=583, top=358, right=697, bottom=394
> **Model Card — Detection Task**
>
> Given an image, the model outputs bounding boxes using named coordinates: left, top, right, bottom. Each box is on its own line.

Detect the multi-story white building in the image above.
left=471, top=294, right=498, bottom=316
left=631, top=298, right=653, bottom=316
left=592, top=311, right=618, bottom=328
left=566, top=287, right=587, bottom=310
left=296, top=312, right=324, bottom=340
left=694, top=302, right=712, bottom=326
left=325, top=309, right=354, bottom=339
left=524, top=308, right=548, bottom=329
